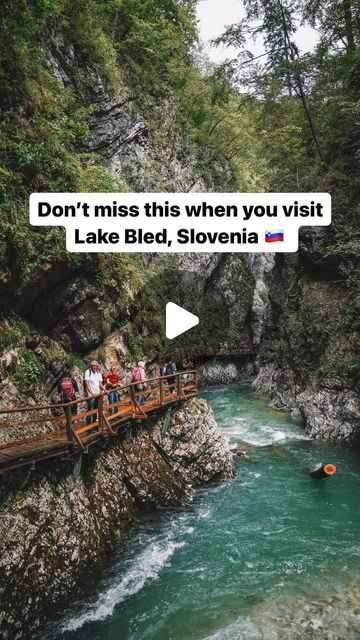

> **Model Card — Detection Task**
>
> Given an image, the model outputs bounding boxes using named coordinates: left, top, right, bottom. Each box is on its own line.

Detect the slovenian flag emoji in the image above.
left=265, top=230, right=284, bottom=243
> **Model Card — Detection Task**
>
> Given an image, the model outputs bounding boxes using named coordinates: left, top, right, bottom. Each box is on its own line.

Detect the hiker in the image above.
left=181, top=356, right=193, bottom=380
left=105, top=364, right=120, bottom=415
left=84, top=361, right=105, bottom=425
left=131, top=361, right=147, bottom=405
left=162, top=360, right=177, bottom=390
left=58, top=369, right=79, bottom=416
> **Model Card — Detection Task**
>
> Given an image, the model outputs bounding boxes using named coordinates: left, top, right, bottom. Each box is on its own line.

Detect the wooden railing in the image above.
left=0, top=371, right=198, bottom=474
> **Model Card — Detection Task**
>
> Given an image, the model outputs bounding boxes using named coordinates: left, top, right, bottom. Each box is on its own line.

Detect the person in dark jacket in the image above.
left=58, top=369, right=79, bottom=416
left=162, top=361, right=177, bottom=390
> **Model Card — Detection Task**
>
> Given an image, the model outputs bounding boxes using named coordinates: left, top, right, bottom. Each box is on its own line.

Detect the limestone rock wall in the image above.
left=153, top=398, right=234, bottom=484
left=253, top=363, right=360, bottom=443
left=254, top=223, right=360, bottom=443
left=196, top=358, right=256, bottom=388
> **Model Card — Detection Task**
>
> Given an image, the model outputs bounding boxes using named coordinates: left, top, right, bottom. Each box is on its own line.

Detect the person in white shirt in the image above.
left=84, top=361, right=105, bottom=426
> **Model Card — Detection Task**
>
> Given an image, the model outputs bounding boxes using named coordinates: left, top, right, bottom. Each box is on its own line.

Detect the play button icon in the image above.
left=166, top=302, right=199, bottom=340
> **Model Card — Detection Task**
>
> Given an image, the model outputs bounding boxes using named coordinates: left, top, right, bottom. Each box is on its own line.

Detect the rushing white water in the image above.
left=211, top=390, right=310, bottom=447
left=63, top=534, right=187, bottom=632
left=201, top=617, right=261, bottom=640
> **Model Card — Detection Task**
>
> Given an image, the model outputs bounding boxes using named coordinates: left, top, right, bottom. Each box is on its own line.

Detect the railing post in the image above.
left=98, top=395, right=104, bottom=433
left=177, top=373, right=181, bottom=399
left=194, top=371, right=198, bottom=393
left=65, top=405, right=74, bottom=444
left=160, top=377, right=164, bottom=406
left=130, top=384, right=136, bottom=415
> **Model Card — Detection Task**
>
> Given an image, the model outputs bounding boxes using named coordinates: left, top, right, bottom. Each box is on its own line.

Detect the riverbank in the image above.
left=253, top=363, right=360, bottom=444
left=0, top=398, right=233, bottom=640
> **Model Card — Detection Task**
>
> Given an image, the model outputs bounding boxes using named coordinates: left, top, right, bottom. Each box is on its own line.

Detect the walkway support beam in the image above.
left=65, top=406, right=74, bottom=445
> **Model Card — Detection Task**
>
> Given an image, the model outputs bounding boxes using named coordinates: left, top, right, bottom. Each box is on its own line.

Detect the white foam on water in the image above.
left=222, top=420, right=310, bottom=447
left=201, top=617, right=261, bottom=640
left=199, top=508, right=211, bottom=519
left=62, top=538, right=186, bottom=633
left=261, top=426, right=287, bottom=441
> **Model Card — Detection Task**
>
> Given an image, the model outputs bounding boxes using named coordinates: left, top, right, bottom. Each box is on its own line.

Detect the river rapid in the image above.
left=44, top=386, right=360, bottom=640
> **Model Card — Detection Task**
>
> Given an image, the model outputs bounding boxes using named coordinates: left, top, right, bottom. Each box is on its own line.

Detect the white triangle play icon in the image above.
left=166, top=302, right=199, bottom=340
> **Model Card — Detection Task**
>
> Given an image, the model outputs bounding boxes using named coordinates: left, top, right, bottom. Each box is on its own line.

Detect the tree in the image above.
left=216, top=0, right=324, bottom=161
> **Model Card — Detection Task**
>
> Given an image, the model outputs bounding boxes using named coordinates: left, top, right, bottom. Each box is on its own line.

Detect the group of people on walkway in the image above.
left=58, top=356, right=193, bottom=426
left=83, top=361, right=124, bottom=423
left=58, top=359, right=147, bottom=426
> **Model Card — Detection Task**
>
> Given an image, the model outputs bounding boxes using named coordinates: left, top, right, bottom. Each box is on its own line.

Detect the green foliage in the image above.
left=109, top=0, right=197, bottom=92
left=259, top=288, right=269, bottom=304
left=11, top=348, right=45, bottom=389
left=217, top=0, right=360, bottom=186
left=0, top=316, right=31, bottom=351
left=0, top=0, right=57, bottom=107
left=67, top=352, right=87, bottom=371
left=318, top=358, right=360, bottom=379
left=102, top=318, right=113, bottom=338
left=122, top=326, right=145, bottom=363
left=0, top=65, right=118, bottom=284
left=0, top=0, right=358, bottom=393
left=96, top=254, right=144, bottom=298
left=344, top=299, right=360, bottom=327
left=0, top=327, right=22, bottom=350
left=55, top=0, right=123, bottom=90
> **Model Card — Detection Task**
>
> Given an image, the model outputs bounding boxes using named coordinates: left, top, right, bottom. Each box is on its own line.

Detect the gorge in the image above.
left=0, top=0, right=359, bottom=638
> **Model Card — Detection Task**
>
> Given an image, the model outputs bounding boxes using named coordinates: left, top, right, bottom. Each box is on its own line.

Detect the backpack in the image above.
left=165, top=362, right=176, bottom=375
left=132, top=366, right=143, bottom=383
left=60, top=377, right=75, bottom=403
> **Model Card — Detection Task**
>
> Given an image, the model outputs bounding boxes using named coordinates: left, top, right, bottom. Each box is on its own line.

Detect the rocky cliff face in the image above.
left=196, top=358, right=256, bottom=387
left=0, top=398, right=233, bottom=639
left=132, top=252, right=259, bottom=357
left=0, top=24, right=269, bottom=404
left=0, top=244, right=266, bottom=414
left=45, top=25, right=206, bottom=194
left=254, top=220, right=360, bottom=443
left=191, top=253, right=273, bottom=388
left=254, top=363, right=359, bottom=442
left=153, top=398, right=234, bottom=483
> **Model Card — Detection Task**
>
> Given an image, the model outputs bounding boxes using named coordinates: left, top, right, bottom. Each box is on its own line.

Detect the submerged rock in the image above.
left=231, top=446, right=257, bottom=464
left=0, top=397, right=233, bottom=639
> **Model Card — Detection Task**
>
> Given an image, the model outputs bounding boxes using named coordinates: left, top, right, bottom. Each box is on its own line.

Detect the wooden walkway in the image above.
left=0, top=371, right=198, bottom=475
left=161, top=342, right=257, bottom=362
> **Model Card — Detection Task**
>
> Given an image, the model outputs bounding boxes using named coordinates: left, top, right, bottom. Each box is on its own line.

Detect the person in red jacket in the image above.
left=105, top=364, right=120, bottom=415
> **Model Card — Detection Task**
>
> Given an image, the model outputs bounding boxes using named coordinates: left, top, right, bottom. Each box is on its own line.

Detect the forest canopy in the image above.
left=0, top=0, right=359, bottom=275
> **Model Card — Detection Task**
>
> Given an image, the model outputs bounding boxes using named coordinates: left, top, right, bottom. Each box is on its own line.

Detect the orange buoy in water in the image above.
left=311, top=464, right=337, bottom=480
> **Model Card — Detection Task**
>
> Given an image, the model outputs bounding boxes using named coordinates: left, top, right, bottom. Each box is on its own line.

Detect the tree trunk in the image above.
left=343, top=0, right=355, bottom=54
left=276, top=0, right=324, bottom=162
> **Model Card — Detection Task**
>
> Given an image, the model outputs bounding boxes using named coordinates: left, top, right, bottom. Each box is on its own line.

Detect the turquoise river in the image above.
left=46, top=386, right=360, bottom=639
